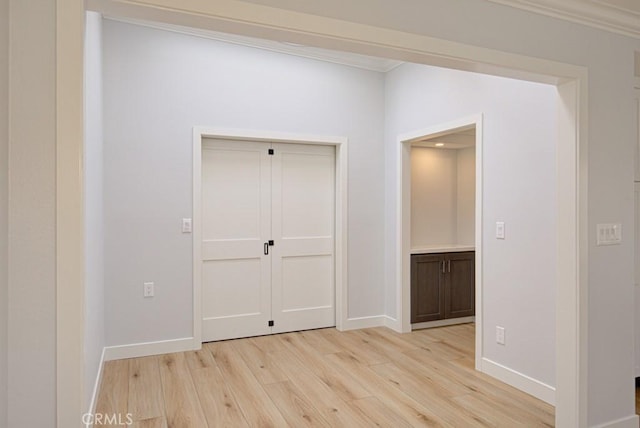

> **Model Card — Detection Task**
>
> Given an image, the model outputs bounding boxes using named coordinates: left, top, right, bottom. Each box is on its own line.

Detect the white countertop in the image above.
left=410, top=245, right=475, bottom=254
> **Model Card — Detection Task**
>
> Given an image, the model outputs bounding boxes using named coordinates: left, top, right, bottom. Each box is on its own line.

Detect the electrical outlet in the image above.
left=496, top=326, right=505, bottom=345
left=143, top=282, right=154, bottom=298
left=496, top=221, right=505, bottom=239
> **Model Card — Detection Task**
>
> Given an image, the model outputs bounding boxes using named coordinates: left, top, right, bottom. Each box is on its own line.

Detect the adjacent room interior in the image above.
left=409, top=126, right=477, bottom=330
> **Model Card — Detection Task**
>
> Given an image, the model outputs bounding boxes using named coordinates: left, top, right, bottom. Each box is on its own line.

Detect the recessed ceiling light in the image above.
left=435, top=143, right=445, bottom=147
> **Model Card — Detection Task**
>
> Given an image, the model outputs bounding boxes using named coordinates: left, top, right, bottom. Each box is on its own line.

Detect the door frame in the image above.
left=192, top=127, right=348, bottom=345
left=396, top=114, right=484, bottom=364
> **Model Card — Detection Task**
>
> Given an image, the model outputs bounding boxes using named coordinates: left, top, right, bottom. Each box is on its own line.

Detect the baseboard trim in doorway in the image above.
left=412, top=316, right=475, bottom=330
left=591, top=415, right=640, bottom=428
left=104, top=337, right=199, bottom=361
left=85, top=346, right=106, bottom=427
left=480, top=357, right=556, bottom=405
left=340, top=315, right=387, bottom=331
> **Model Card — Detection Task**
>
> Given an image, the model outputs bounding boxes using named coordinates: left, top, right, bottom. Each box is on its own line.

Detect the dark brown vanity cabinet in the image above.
left=411, top=251, right=475, bottom=323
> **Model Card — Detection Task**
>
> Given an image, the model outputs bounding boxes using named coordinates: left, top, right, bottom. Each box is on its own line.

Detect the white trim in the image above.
left=480, top=357, right=556, bottom=405
left=486, top=0, right=640, bottom=39
left=192, top=128, right=202, bottom=345
left=85, top=347, right=106, bottom=428
left=396, top=114, right=484, bottom=376
left=383, top=316, right=402, bottom=332
left=103, top=337, right=198, bottom=361
left=192, top=127, right=348, bottom=341
left=412, top=317, right=475, bottom=330
left=591, top=415, right=640, bottom=428
left=57, top=1, right=85, bottom=426
left=341, top=316, right=387, bottom=330
left=556, top=78, right=589, bottom=427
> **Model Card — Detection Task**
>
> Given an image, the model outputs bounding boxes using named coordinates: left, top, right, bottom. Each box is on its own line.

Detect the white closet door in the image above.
left=271, top=143, right=335, bottom=333
left=201, top=139, right=272, bottom=342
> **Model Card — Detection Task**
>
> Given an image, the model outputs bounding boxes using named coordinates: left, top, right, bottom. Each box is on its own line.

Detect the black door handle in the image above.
left=264, top=242, right=269, bottom=255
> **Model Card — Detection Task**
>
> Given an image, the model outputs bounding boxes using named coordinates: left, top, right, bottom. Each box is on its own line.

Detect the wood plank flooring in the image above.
left=94, top=324, right=555, bottom=427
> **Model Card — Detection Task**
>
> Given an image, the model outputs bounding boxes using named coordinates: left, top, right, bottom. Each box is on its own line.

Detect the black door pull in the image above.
left=264, top=242, right=269, bottom=255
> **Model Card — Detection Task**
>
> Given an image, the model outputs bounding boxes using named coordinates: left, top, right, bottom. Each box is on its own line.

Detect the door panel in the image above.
left=271, top=143, right=335, bottom=333
left=201, top=139, right=272, bottom=341
left=202, top=259, right=262, bottom=318
left=201, top=139, right=336, bottom=341
left=279, top=151, right=335, bottom=238
left=411, top=254, right=445, bottom=323
left=445, top=252, right=475, bottom=318
left=280, top=255, right=334, bottom=311
left=202, top=146, right=264, bottom=241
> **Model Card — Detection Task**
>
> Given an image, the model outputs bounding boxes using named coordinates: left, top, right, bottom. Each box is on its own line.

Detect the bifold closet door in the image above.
left=201, top=139, right=335, bottom=342
left=271, top=143, right=335, bottom=333
left=201, top=139, right=272, bottom=342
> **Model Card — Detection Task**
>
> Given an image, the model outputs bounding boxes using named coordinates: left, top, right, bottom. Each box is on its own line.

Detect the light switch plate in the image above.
left=596, top=223, right=622, bottom=246
left=182, top=218, right=192, bottom=233
left=496, top=221, right=505, bottom=239
left=143, top=282, right=154, bottom=298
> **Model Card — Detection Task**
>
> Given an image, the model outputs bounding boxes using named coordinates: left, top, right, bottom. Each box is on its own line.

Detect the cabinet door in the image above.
left=444, top=252, right=475, bottom=318
left=411, top=254, right=445, bottom=323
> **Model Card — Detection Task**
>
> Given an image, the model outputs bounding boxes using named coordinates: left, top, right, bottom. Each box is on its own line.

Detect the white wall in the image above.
left=410, top=146, right=475, bottom=248
left=457, top=147, right=475, bottom=246
left=410, top=147, right=458, bottom=247
left=7, top=0, right=57, bottom=427
left=84, top=11, right=105, bottom=413
left=102, top=20, right=386, bottom=346
left=386, top=63, right=558, bottom=388
left=0, top=0, right=8, bottom=425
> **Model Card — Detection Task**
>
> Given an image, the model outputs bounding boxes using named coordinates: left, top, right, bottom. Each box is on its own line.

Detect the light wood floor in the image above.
left=95, top=324, right=555, bottom=427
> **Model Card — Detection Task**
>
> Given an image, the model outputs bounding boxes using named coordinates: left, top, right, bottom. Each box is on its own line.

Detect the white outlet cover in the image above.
left=182, top=218, right=192, bottom=233
left=496, top=326, right=505, bottom=345
left=496, top=222, right=505, bottom=240
left=143, top=282, right=154, bottom=298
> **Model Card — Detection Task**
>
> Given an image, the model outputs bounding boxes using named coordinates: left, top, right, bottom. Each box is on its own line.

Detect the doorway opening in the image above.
left=397, top=115, right=483, bottom=368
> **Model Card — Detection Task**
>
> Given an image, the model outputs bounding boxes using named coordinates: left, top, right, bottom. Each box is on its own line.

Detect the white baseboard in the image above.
left=104, top=337, right=199, bottom=361
left=480, top=357, right=556, bottom=405
left=85, top=347, right=106, bottom=427
left=383, top=315, right=403, bottom=332
left=412, top=316, right=475, bottom=330
left=340, top=315, right=387, bottom=330
left=591, top=415, right=640, bottom=428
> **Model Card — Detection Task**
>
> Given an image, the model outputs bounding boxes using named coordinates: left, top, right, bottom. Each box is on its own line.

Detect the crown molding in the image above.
left=486, top=0, right=640, bottom=38
left=104, top=16, right=403, bottom=73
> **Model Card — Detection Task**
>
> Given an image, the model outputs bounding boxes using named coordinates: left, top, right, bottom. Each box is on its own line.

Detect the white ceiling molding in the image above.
left=486, top=0, right=640, bottom=38
left=105, top=16, right=403, bottom=73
